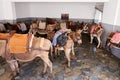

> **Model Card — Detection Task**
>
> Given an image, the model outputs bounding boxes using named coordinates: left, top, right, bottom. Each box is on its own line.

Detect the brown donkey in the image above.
left=55, top=33, right=77, bottom=67
left=0, top=32, right=53, bottom=78
left=90, top=23, right=104, bottom=48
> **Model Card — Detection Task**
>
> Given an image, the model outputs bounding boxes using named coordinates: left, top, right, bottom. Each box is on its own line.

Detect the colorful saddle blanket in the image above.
left=9, top=34, right=28, bottom=54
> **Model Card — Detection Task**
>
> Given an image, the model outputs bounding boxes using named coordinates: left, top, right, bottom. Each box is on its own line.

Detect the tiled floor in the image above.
left=0, top=43, right=119, bottom=80
left=0, top=33, right=120, bottom=80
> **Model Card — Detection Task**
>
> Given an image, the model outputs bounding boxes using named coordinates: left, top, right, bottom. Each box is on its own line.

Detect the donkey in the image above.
left=90, top=23, right=104, bottom=48
left=56, top=35, right=77, bottom=67
left=0, top=30, right=53, bottom=78
left=105, top=32, right=116, bottom=48
left=32, top=22, right=77, bottom=67
left=53, top=29, right=77, bottom=67
left=69, top=29, right=83, bottom=45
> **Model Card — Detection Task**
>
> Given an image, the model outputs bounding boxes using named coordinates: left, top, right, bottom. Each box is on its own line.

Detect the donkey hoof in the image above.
left=72, top=55, right=77, bottom=61
left=67, top=65, right=70, bottom=68
left=12, top=75, right=20, bottom=80
left=48, top=73, right=53, bottom=77
left=14, top=76, right=20, bottom=80
left=47, top=73, right=53, bottom=80
left=40, top=71, right=47, bottom=77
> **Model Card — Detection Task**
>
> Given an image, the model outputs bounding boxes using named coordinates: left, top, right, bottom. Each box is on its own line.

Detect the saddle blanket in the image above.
left=90, top=25, right=100, bottom=34
left=0, top=33, right=10, bottom=39
left=111, top=32, right=120, bottom=44
left=9, top=34, right=28, bottom=54
left=90, top=25, right=96, bottom=34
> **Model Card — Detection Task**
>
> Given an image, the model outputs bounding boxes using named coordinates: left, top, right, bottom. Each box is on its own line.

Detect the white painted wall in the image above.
left=102, top=0, right=119, bottom=25
left=116, top=11, right=120, bottom=26
left=116, top=0, right=120, bottom=26
left=0, top=0, right=109, bottom=20
left=0, top=0, right=4, bottom=20
left=15, top=2, right=31, bottom=18
left=12, top=2, right=17, bottom=20
left=15, top=2, right=96, bottom=19
left=3, top=0, right=15, bottom=20
left=0, top=0, right=16, bottom=20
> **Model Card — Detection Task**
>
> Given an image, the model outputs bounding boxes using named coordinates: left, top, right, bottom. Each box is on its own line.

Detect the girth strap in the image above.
left=28, top=47, right=49, bottom=52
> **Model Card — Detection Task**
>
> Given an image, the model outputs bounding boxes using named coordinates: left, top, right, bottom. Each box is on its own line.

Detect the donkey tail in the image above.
left=49, top=42, right=54, bottom=62
left=50, top=43, right=53, bottom=57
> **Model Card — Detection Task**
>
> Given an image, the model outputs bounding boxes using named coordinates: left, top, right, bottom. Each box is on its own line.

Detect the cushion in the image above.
left=0, top=23, right=6, bottom=31
left=46, top=18, right=56, bottom=24
left=31, top=23, right=38, bottom=29
left=60, top=22, right=66, bottom=29
left=47, top=24, right=55, bottom=31
left=39, top=21, right=46, bottom=30
left=111, top=32, right=120, bottom=44
left=19, top=23, right=27, bottom=31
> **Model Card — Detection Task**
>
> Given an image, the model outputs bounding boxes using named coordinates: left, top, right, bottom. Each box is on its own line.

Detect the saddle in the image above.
left=0, top=31, right=15, bottom=40
left=110, top=32, right=120, bottom=47
left=0, top=33, right=10, bottom=40
left=57, top=32, right=68, bottom=47
left=90, top=25, right=101, bottom=34
left=9, top=34, right=28, bottom=54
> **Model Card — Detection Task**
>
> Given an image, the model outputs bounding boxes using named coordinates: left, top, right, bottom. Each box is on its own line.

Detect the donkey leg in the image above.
left=90, top=34, right=93, bottom=44
left=97, top=36, right=101, bottom=48
left=58, top=49, right=60, bottom=56
left=64, top=48, right=71, bottom=67
left=14, top=60, right=20, bottom=75
left=55, top=47, right=58, bottom=57
left=43, top=62, right=47, bottom=74
left=71, top=44, right=77, bottom=60
left=7, top=60, right=17, bottom=76
left=41, top=62, right=48, bottom=76
left=41, top=54, right=53, bottom=76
